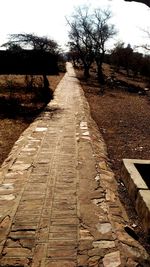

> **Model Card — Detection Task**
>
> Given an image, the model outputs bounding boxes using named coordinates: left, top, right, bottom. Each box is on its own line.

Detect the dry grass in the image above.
left=48, top=73, right=64, bottom=91
left=102, top=63, right=149, bottom=88
left=0, top=72, right=65, bottom=166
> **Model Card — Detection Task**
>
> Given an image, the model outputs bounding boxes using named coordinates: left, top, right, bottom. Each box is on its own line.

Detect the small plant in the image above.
left=33, top=74, right=53, bottom=105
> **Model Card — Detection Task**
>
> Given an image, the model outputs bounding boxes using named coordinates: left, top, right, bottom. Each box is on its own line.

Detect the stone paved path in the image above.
left=0, top=63, right=149, bottom=266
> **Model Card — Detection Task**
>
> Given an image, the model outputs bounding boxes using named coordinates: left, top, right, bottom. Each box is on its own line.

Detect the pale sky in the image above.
left=0, top=0, right=149, bottom=51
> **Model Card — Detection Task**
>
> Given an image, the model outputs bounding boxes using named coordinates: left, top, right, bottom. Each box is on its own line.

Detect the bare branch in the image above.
left=1, top=33, right=59, bottom=54
left=67, top=6, right=116, bottom=83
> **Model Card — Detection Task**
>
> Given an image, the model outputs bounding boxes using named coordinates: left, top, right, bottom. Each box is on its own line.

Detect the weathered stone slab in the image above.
left=122, top=159, right=150, bottom=234
left=136, top=190, right=150, bottom=234
left=103, top=251, right=121, bottom=267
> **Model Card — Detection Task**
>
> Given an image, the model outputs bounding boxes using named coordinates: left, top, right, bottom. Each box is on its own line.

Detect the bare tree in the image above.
left=125, top=0, right=150, bottom=7
left=2, top=33, right=58, bottom=105
left=141, top=29, right=150, bottom=51
left=67, top=6, right=116, bottom=83
left=67, top=7, right=94, bottom=79
left=90, top=9, right=116, bottom=83
left=2, top=33, right=59, bottom=54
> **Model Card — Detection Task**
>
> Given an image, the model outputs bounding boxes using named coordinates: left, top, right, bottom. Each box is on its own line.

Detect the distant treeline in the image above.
left=0, top=50, right=59, bottom=75
left=104, top=46, right=150, bottom=78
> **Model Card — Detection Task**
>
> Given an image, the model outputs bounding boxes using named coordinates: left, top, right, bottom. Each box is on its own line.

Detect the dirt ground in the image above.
left=76, top=65, right=150, bottom=252
left=0, top=73, right=64, bottom=166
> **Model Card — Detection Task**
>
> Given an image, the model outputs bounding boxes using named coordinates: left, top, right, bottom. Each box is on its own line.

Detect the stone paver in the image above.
left=0, top=63, right=149, bottom=266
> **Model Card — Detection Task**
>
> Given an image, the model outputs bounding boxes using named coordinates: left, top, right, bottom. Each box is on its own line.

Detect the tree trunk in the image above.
left=97, top=64, right=105, bottom=85
left=84, top=65, right=90, bottom=80
left=42, top=74, right=53, bottom=104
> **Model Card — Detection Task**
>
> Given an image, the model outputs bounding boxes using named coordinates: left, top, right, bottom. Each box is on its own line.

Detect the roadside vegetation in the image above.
left=67, top=6, right=116, bottom=84
left=0, top=33, right=66, bottom=116
left=0, top=32, right=65, bottom=165
left=67, top=5, right=150, bottom=91
left=0, top=73, right=64, bottom=166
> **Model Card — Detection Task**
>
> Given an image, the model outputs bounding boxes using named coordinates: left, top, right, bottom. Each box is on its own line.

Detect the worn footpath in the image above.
left=0, top=63, right=149, bottom=266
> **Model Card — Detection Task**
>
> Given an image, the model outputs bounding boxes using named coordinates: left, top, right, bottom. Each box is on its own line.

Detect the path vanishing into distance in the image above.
left=0, top=63, right=149, bottom=266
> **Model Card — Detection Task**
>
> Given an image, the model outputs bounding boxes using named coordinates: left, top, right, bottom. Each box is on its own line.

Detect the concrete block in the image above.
left=122, top=159, right=150, bottom=234
left=136, top=190, right=150, bottom=234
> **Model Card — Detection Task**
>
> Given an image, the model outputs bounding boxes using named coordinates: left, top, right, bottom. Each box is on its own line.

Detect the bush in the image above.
left=0, top=74, right=54, bottom=116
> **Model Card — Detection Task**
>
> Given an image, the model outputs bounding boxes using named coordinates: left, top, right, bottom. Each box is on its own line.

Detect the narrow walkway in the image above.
left=0, top=63, right=149, bottom=266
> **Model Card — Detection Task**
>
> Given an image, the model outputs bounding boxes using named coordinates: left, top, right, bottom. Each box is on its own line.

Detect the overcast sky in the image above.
left=0, top=0, right=149, bottom=51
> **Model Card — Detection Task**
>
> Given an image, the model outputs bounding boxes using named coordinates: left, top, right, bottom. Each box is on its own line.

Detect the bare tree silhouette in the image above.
left=67, top=6, right=116, bottom=83
left=2, top=33, right=59, bottom=54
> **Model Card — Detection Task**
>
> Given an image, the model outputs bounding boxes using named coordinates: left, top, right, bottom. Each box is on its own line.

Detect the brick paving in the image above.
left=0, top=63, right=149, bottom=266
